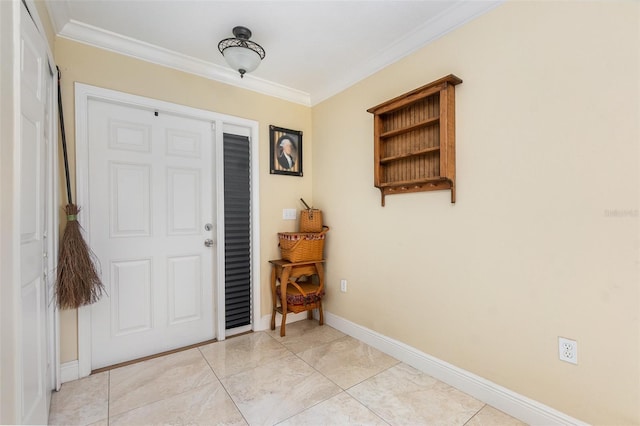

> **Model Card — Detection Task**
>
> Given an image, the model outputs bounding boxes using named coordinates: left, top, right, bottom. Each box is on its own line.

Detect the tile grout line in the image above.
left=276, top=337, right=340, bottom=425
left=107, top=348, right=225, bottom=423
left=259, top=329, right=347, bottom=425
left=462, top=403, right=488, bottom=426
left=283, top=331, right=395, bottom=425
left=342, top=361, right=402, bottom=426
left=197, top=343, right=251, bottom=425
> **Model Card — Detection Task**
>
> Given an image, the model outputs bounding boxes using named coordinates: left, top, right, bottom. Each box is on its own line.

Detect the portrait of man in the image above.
left=277, top=135, right=296, bottom=170
left=270, top=126, right=303, bottom=176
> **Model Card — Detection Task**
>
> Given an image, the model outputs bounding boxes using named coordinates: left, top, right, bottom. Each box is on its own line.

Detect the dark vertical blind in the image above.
left=223, top=133, right=251, bottom=329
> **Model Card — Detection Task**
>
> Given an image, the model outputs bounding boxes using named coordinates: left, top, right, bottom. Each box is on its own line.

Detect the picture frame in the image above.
left=270, top=125, right=303, bottom=176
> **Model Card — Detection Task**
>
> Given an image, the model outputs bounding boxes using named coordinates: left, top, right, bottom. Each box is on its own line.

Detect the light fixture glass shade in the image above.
left=218, top=26, right=265, bottom=78
left=222, top=46, right=262, bottom=75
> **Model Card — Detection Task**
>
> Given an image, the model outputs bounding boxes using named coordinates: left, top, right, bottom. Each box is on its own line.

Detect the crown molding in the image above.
left=49, top=0, right=502, bottom=107
left=56, top=19, right=312, bottom=106
left=310, top=0, right=503, bottom=105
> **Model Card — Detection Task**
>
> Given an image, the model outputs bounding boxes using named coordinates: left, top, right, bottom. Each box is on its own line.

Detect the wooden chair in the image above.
left=269, top=259, right=325, bottom=337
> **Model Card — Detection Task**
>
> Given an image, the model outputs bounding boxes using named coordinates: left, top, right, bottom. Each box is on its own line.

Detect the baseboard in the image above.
left=60, top=360, right=79, bottom=384
left=324, top=311, right=588, bottom=426
left=256, top=311, right=309, bottom=331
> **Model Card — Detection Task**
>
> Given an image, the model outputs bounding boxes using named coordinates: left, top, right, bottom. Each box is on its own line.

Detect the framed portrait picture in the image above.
left=270, top=125, right=302, bottom=176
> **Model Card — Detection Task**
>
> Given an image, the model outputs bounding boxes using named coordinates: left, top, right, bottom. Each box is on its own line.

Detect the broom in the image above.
left=55, top=67, right=104, bottom=309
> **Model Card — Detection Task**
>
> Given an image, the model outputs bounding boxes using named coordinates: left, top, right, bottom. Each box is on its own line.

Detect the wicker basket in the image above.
left=299, top=209, right=323, bottom=232
left=278, top=226, right=329, bottom=262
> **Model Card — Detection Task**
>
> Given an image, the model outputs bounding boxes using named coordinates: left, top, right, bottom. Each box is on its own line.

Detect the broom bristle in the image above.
left=56, top=204, right=105, bottom=309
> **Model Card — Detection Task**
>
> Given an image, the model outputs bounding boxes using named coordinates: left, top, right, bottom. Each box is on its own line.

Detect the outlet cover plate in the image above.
left=558, top=337, right=577, bottom=364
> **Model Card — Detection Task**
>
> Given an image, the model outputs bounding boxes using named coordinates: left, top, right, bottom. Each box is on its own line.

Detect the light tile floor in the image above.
left=49, top=321, right=527, bottom=426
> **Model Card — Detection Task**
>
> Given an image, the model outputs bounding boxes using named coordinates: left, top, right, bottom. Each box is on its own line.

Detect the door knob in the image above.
left=204, top=239, right=215, bottom=247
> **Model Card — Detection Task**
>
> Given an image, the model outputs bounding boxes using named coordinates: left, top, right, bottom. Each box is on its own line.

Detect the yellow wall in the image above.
left=312, top=1, right=639, bottom=425
left=52, top=1, right=639, bottom=424
left=54, top=38, right=313, bottom=362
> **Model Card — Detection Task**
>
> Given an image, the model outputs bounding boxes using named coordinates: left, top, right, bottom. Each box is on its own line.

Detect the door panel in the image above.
left=109, top=162, right=151, bottom=237
left=111, top=259, right=152, bottom=335
left=20, top=280, right=44, bottom=421
left=88, top=99, right=215, bottom=369
left=167, top=168, right=200, bottom=235
left=19, top=4, right=49, bottom=423
left=168, top=255, right=202, bottom=324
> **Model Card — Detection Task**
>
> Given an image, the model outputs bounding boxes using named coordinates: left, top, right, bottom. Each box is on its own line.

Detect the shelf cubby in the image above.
left=367, top=74, right=462, bottom=206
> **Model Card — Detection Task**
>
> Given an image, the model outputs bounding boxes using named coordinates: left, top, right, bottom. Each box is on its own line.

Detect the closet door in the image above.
left=223, top=133, right=251, bottom=330
left=19, top=3, right=51, bottom=423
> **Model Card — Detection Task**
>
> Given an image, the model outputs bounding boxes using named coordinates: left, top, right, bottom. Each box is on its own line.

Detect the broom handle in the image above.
left=57, top=67, right=73, bottom=205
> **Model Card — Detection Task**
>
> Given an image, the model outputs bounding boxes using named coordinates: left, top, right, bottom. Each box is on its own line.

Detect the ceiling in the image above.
left=45, top=0, right=502, bottom=106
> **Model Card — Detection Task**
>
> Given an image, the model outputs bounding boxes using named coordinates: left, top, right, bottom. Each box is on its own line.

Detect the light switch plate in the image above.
left=283, top=208, right=297, bottom=220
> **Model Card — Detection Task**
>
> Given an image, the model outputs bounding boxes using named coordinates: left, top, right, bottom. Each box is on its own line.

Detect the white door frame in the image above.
left=24, top=3, right=60, bottom=400
left=75, top=83, right=261, bottom=377
left=23, top=0, right=61, bottom=397
left=0, top=0, right=59, bottom=422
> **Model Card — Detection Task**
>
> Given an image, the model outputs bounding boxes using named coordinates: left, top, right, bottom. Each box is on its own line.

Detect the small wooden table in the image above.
left=269, top=259, right=325, bottom=337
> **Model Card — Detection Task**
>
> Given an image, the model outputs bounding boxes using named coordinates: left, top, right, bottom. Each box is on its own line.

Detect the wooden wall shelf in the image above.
left=367, top=74, right=462, bottom=206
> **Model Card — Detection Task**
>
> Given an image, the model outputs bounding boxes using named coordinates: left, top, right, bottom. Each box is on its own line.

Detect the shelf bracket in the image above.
left=450, top=181, right=456, bottom=204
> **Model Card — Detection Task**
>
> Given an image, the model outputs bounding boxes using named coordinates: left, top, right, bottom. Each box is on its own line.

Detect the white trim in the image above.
left=24, top=0, right=55, bottom=77
left=225, top=325, right=252, bottom=338
left=74, top=83, right=260, bottom=375
left=324, top=312, right=588, bottom=426
left=77, top=306, right=91, bottom=378
left=256, top=312, right=310, bottom=332
left=216, top=123, right=261, bottom=341
left=249, top=128, right=261, bottom=338
left=2, top=2, right=60, bottom=423
left=25, top=0, right=62, bottom=394
left=0, top=1, right=21, bottom=422
left=59, top=361, right=79, bottom=384
left=47, top=67, right=61, bottom=393
left=213, top=123, right=226, bottom=341
left=44, top=59, right=60, bottom=394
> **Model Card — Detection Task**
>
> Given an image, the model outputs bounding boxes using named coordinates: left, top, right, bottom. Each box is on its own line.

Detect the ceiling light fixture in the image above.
left=218, top=26, right=265, bottom=78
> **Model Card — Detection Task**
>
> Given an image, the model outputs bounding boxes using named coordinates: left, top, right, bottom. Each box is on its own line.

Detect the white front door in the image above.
left=19, top=3, right=51, bottom=423
left=87, top=99, right=215, bottom=369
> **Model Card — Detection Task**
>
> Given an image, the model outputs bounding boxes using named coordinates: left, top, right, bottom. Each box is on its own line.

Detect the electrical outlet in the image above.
left=559, top=337, right=577, bottom=364
left=340, top=279, right=347, bottom=292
